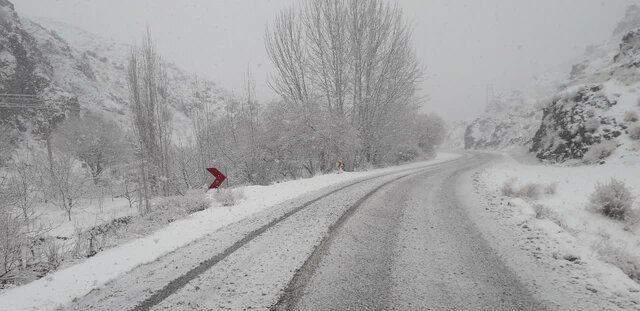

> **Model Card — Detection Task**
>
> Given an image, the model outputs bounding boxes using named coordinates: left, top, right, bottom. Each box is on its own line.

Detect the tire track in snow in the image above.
left=131, top=155, right=468, bottom=311
left=271, top=153, right=490, bottom=311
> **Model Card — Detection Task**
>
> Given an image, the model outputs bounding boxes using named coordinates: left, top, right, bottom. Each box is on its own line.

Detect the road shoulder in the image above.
left=458, top=154, right=640, bottom=310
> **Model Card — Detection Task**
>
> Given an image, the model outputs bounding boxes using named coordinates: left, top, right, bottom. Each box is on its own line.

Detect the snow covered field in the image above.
left=0, top=153, right=460, bottom=311
left=478, top=153, right=640, bottom=302
left=36, top=197, right=138, bottom=238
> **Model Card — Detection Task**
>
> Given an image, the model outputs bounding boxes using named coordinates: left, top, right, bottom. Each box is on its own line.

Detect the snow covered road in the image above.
left=58, top=151, right=555, bottom=310
left=56, top=155, right=471, bottom=310
left=11, top=151, right=627, bottom=310
left=274, top=152, right=541, bottom=310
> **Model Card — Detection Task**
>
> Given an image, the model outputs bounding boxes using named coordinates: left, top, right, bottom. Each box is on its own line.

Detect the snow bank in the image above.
left=480, top=154, right=640, bottom=296
left=0, top=153, right=460, bottom=311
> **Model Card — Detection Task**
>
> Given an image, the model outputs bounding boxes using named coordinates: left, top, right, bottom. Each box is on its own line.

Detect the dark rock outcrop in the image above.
left=530, top=84, right=621, bottom=162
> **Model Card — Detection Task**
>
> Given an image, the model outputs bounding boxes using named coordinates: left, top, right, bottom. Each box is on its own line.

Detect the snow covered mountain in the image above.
left=458, top=4, right=640, bottom=165
left=0, top=0, right=228, bottom=140
left=463, top=90, right=546, bottom=150
left=531, top=5, right=640, bottom=164
left=459, top=60, right=569, bottom=151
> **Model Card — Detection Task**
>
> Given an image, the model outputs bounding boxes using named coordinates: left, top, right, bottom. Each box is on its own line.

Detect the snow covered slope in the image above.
left=531, top=5, right=640, bottom=164
left=463, top=90, right=546, bottom=150
left=1, top=1, right=228, bottom=140
left=460, top=5, right=640, bottom=166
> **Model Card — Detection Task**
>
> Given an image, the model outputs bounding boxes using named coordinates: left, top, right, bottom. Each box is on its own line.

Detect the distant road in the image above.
left=62, top=152, right=543, bottom=311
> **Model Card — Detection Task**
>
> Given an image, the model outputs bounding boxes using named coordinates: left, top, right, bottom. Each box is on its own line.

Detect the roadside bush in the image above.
left=596, top=242, right=640, bottom=281
left=532, top=203, right=553, bottom=219
left=624, top=111, right=639, bottom=122
left=589, top=178, right=635, bottom=220
left=44, top=239, right=65, bottom=270
left=155, top=191, right=211, bottom=214
left=629, top=124, right=640, bottom=141
left=501, top=178, right=556, bottom=200
left=518, top=183, right=544, bottom=200
left=501, top=178, right=518, bottom=197
left=183, top=191, right=211, bottom=214
left=383, top=143, right=422, bottom=165
left=582, top=140, right=617, bottom=164
left=212, top=188, right=246, bottom=207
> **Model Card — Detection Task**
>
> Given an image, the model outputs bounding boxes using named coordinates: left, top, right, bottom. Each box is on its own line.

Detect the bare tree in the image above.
left=265, top=8, right=311, bottom=109
left=52, top=114, right=127, bottom=184
left=304, top=0, right=350, bottom=116
left=127, top=28, right=174, bottom=210
left=0, top=124, right=16, bottom=166
left=48, top=152, right=90, bottom=221
left=266, top=0, right=424, bottom=165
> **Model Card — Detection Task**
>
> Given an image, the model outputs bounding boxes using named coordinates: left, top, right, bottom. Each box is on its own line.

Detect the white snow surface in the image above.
left=479, top=153, right=640, bottom=299
left=0, top=153, right=460, bottom=311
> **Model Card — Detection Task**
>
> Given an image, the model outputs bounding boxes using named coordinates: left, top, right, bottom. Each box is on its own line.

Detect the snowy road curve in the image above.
left=60, top=152, right=543, bottom=310
left=274, top=152, right=541, bottom=310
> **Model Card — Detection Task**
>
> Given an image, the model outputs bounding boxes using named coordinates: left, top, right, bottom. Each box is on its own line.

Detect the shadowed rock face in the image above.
left=461, top=4, right=640, bottom=162
left=1, top=0, right=226, bottom=140
left=530, top=85, right=621, bottom=162
left=0, top=0, right=77, bottom=140
left=531, top=22, right=640, bottom=164
left=615, top=28, right=640, bottom=66
left=0, top=0, right=51, bottom=95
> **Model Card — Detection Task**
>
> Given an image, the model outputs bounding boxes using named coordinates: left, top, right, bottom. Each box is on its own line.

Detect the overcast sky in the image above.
left=11, top=0, right=637, bottom=121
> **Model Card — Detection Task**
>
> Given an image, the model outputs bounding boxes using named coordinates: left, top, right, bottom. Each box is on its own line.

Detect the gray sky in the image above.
left=11, top=0, right=637, bottom=121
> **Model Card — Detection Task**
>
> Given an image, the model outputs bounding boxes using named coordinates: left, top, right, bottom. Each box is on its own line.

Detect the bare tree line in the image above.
left=127, top=28, right=173, bottom=210
left=0, top=1, right=446, bottom=283
left=266, top=0, right=426, bottom=164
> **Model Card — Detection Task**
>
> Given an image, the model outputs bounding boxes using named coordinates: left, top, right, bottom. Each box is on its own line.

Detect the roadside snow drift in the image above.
left=0, top=153, right=460, bottom=311
left=479, top=154, right=640, bottom=298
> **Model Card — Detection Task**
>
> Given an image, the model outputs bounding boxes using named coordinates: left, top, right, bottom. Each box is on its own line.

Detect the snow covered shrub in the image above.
left=517, top=183, right=544, bottom=200
left=154, top=191, right=211, bottom=214
left=501, top=179, right=556, bottom=200
left=532, top=204, right=553, bottom=219
left=629, top=124, right=640, bottom=140
left=0, top=207, right=23, bottom=277
left=182, top=191, right=210, bottom=214
left=582, top=140, right=617, bottom=163
left=44, top=239, right=65, bottom=270
left=589, top=178, right=635, bottom=220
left=624, top=111, right=639, bottom=122
left=387, top=143, right=421, bottom=164
left=596, top=242, right=640, bottom=281
left=212, top=188, right=246, bottom=207
left=501, top=178, right=518, bottom=197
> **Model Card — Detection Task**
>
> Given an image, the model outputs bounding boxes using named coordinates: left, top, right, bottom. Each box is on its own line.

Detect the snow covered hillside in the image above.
left=463, top=5, right=640, bottom=301
left=457, top=60, right=570, bottom=151
left=1, top=1, right=228, bottom=140
left=463, top=90, right=545, bottom=150
left=457, top=5, right=640, bottom=165
left=0, top=0, right=77, bottom=138
left=531, top=7, right=640, bottom=164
